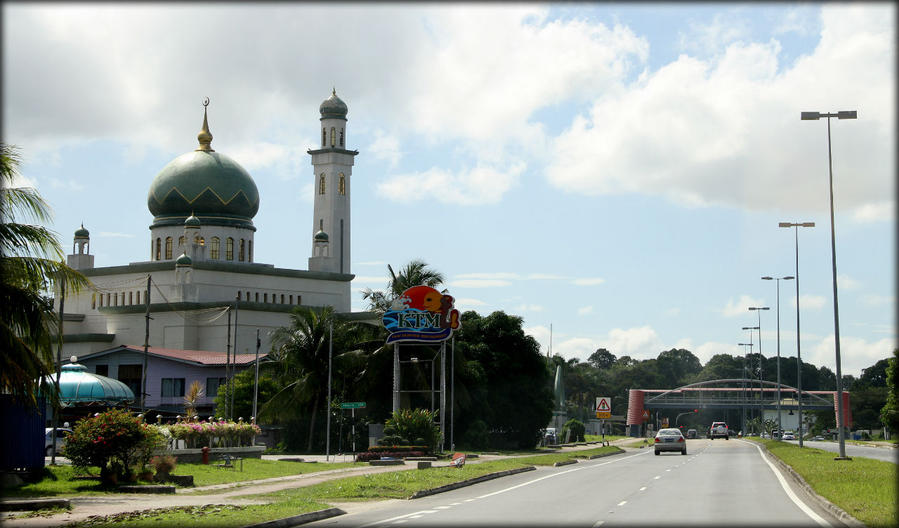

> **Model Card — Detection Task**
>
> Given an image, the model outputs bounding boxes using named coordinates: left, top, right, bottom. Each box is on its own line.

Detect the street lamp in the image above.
left=762, top=276, right=794, bottom=438
left=801, top=109, right=856, bottom=460
left=742, top=325, right=761, bottom=421
left=738, top=341, right=753, bottom=433
left=779, top=221, right=815, bottom=448
left=748, top=307, right=769, bottom=422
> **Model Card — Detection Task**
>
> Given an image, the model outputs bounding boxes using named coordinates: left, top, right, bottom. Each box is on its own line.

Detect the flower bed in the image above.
left=161, top=419, right=261, bottom=449
left=355, top=446, right=428, bottom=462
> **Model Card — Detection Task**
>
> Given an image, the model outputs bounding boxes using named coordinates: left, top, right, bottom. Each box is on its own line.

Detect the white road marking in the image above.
left=617, top=501, right=627, bottom=506
left=451, top=502, right=462, bottom=505
left=476, top=450, right=651, bottom=499
left=464, top=499, right=476, bottom=502
left=654, top=475, right=661, bottom=479
left=592, top=521, right=605, bottom=527
left=639, top=486, right=647, bottom=491
left=741, top=440, right=831, bottom=526
left=434, top=506, right=451, bottom=510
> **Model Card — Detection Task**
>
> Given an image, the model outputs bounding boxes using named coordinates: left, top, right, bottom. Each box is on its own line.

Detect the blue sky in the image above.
left=3, top=3, right=894, bottom=376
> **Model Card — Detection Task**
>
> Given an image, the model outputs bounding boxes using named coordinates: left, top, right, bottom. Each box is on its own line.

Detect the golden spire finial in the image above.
left=196, top=97, right=214, bottom=152
left=332, top=86, right=336, bottom=96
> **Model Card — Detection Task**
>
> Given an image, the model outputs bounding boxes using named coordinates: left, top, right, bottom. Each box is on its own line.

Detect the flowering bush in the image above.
left=64, top=409, right=166, bottom=483
left=163, top=419, right=261, bottom=448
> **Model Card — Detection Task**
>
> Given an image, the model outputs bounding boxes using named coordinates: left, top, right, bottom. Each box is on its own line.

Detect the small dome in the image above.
left=314, top=229, right=329, bottom=242
left=74, top=224, right=90, bottom=238
left=319, top=89, right=348, bottom=120
left=184, top=213, right=201, bottom=228
left=175, top=253, right=193, bottom=267
left=44, top=363, right=135, bottom=405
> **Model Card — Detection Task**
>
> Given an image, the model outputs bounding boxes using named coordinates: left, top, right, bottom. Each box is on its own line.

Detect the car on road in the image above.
left=543, top=428, right=557, bottom=445
left=686, top=429, right=697, bottom=439
left=709, top=421, right=729, bottom=440
left=45, top=427, right=72, bottom=456
left=812, top=435, right=825, bottom=441
left=782, top=431, right=796, bottom=441
left=655, top=428, right=687, bottom=455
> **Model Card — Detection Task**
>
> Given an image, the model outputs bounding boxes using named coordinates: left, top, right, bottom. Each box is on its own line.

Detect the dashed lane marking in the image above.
left=617, top=501, right=627, bottom=506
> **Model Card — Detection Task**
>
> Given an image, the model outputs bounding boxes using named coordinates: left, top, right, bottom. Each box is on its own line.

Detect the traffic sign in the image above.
left=642, top=409, right=650, bottom=420
left=339, top=402, right=366, bottom=409
left=595, top=396, right=611, bottom=419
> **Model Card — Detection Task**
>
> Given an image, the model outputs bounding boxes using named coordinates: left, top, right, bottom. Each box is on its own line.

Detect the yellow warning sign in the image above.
left=595, top=397, right=611, bottom=419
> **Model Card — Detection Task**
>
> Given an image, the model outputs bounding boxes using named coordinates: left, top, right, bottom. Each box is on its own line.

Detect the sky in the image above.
left=3, top=2, right=895, bottom=377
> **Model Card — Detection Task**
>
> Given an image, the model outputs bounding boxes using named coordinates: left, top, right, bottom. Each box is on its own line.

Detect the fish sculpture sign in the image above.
left=383, top=285, right=461, bottom=344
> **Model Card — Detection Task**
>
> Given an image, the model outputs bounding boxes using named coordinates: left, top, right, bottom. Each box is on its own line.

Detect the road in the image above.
left=308, top=439, right=840, bottom=527
left=781, top=440, right=897, bottom=464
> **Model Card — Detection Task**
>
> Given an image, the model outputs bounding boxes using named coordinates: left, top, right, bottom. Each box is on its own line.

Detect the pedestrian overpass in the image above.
left=625, top=379, right=852, bottom=437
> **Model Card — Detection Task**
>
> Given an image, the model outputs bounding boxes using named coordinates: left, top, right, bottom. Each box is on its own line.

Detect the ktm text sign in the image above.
left=384, top=286, right=461, bottom=344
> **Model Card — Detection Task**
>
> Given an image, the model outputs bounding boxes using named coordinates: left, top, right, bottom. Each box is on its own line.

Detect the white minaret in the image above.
left=308, top=88, right=357, bottom=274
left=67, top=224, right=94, bottom=270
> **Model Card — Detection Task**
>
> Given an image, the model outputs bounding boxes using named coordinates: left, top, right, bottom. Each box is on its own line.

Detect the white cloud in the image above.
left=773, top=6, right=819, bottom=37
left=450, top=279, right=513, bottom=288
left=692, top=341, right=741, bottom=364
left=678, top=12, right=749, bottom=56
left=48, top=178, right=84, bottom=192
left=789, top=294, right=827, bottom=310
left=722, top=295, right=765, bottom=317
left=807, top=334, right=896, bottom=377
left=527, top=273, right=568, bottom=280
left=837, top=274, right=861, bottom=291
left=546, top=5, right=894, bottom=214
left=572, top=277, right=605, bottom=286
left=605, top=326, right=664, bottom=359
left=456, top=298, right=487, bottom=308
left=367, top=130, right=402, bottom=167
left=578, top=306, right=594, bottom=316
left=376, top=162, right=524, bottom=206
left=852, top=201, right=895, bottom=223
left=554, top=337, right=598, bottom=361
left=523, top=324, right=552, bottom=354
left=862, top=294, right=894, bottom=307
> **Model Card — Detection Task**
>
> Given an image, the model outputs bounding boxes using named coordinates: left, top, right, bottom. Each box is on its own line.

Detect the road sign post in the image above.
left=339, top=402, right=366, bottom=409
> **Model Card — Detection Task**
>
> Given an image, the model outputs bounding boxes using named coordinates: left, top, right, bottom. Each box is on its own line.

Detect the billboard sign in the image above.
left=383, top=286, right=461, bottom=344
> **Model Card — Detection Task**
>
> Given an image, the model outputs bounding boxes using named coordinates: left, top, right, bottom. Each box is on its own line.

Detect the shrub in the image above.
left=150, top=455, right=177, bottom=473
left=64, top=409, right=164, bottom=482
left=562, top=419, right=586, bottom=443
left=378, top=409, right=441, bottom=453
left=355, top=449, right=426, bottom=462
left=163, top=419, right=261, bottom=448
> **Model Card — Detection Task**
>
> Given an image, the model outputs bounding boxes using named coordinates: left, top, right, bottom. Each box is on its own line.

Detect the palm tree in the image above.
left=1, top=144, right=88, bottom=407
left=259, top=306, right=374, bottom=452
left=361, top=259, right=446, bottom=313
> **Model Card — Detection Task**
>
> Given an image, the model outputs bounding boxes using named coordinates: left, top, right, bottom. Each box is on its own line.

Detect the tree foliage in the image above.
left=1, top=143, right=89, bottom=407
left=361, top=259, right=445, bottom=313
left=64, top=409, right=165, bottom=482
left=880, top=349, right=899, bottom=432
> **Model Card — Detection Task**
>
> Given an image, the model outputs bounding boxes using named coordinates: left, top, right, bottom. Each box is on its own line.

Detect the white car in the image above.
left=45, top=427, right=72, bottom=456
left=782, top=431, right=796, bottom=441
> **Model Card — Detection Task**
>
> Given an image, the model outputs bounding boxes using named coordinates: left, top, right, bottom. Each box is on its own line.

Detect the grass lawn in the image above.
left=755, top=439, right=897, bottom=527
left=585, top=434, right=628, bottom=443
left=69, top=503, right=332, bottom=528
left=3, top=459, right=357, bottom=498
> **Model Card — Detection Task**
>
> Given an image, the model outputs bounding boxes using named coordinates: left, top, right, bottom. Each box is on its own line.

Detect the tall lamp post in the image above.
left=742, top=326, right=760, bottom=420
left=801, top=109, right=856, bottom=460
left=762, top=276, right=794, bottom=437
left=748, top=307, right=769, bottom=422
left=779, top=221, right=815, bottom=448
left=738, top=341, right=753, bottom=434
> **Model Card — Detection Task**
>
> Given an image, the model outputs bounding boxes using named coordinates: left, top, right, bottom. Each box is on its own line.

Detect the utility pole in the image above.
left=51, top=275, right=65, bottom=465
left=252, top=329, right=260, bottom=424
left=225, top=306, right=232, bottom=419
left=230, top=294, right=239, bottom=420
left=141, top=275, right=151, bottom=410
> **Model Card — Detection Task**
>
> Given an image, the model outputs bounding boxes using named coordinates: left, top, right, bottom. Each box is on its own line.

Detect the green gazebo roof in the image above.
left=45, top=363, right=135, bottom=407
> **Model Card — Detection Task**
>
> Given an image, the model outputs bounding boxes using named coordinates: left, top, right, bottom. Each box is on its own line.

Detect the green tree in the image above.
left=453, top=311, right=553, bottom=449
left=588, top=348, right=616, bottom=370
left=656, top=348, right=702, bottom=386
left=361, top=259, right=445, bottom=313
left=1, top=144, right=88, bottom=407
left=880, top=349, right=898, bottom=434
left=259, top=306, right=371, bottom=452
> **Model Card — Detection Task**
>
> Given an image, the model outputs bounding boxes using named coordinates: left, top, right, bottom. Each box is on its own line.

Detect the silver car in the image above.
left=654, top=428, right=687, bottom=455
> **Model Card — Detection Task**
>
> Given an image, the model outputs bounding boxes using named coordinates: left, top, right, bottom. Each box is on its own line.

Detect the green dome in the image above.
left=74, top=224, right=90, bottom=238
left=147, top=150, right=259, bottom=229
left=43, top=363, right=135, bottom=406
left=175, top=252, right=193, bottom=267
left=314, top=229, right=329, bottom=242
left=184, top=213, right=201, bottom=228
left=320, top=89, right=348, bottom=120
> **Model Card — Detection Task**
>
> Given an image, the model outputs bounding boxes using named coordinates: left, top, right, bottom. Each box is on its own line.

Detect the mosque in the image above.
left=53, top=90, right=366, bottom=413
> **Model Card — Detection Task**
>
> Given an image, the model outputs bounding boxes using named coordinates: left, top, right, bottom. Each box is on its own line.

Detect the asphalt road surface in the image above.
left=308, top=439, right=840, bottom=527
left=781, top=440, right=897, bottom=464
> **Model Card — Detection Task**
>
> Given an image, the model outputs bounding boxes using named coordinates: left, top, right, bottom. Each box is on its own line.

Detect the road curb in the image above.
left=758, top=444, right=865, bottom=527
left=553, top=459, right=577, bottom=467
left=0, top=497, right=70, bottom=512
left=408, top=466, right=537, bottom=499
left=242, top=507, right=346, bottom=528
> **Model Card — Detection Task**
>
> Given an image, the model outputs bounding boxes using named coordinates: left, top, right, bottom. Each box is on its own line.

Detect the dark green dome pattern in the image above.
left=74, top=224, right=90, bottom=238
left=147, top=150, right=259, bottom=229
left=320, top=90, right=348, bottom=120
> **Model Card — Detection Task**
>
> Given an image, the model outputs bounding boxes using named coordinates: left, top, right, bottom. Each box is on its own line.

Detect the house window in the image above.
left=210, top=237, right=220, bottom=259
left=155, top=238, right=161, bottom=260
left=206, top=377, right=227, bottom=397
left=226, top=238, right=234, bottom=260
left=319, top=174, right=326, bottom=195
left=239, top=239, right=245, bottom=262
left=161, top=378, right=186, bottom=398
left=165, top=237, right=173, bottom=260
left=95, top=365, right=109, bottom=377
left=118, top=365, right=142, bottom=400
left=338, top=173, right=345, bottom=195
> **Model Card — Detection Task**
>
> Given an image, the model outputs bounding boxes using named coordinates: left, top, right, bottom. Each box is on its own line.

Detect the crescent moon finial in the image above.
left=203, top=97, right=210, bottom=107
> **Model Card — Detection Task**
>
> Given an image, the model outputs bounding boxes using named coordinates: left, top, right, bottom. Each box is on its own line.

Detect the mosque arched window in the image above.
left=248, top=240, right=253, bottom=262
left=340, top=128, right=344, bottom=147
left=330, top=127, right=336, bottom=147
left=165, top=237, right=173, bottom=260
left=255, top=292, right=259, bottom=302
left=129, top=291, right=133, bottom=305
left=155, top=238, right=161, bottom=260
left=338, top=173, right=345, bottom=195
left=226, top=237, right=234, bottom=260
left=239, top=239, right=245, bottom=262
left=92, top=293, right=96, bottom=309
left=237, top=291, right=241, bottom=301
left=178, top=235, right=185, bottom=247
left=322, top=128, right=326, bottom=147
left=281, top=294, right=285, bottom=304
left=194, top=236, right=204, bottom=246
left=319, top=174, right=326, bottom=195
left=289, top=295, right=293, bottom=304
left=210, top=237, right=220, bottom=259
